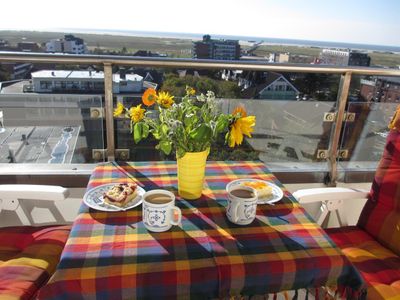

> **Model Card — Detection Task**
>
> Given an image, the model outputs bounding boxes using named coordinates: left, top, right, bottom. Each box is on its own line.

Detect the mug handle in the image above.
left=170, top=206, right=182, bottom=225
left=231, top=201, right=241, bottom=223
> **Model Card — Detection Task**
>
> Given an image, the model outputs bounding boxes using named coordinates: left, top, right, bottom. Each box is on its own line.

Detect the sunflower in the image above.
left=186, top=86, right=196, bottom=96
left=129, top=104, right=146, bottom=123
left=389, top=105, right=400, bottom=130
left=232, top=106, right=247, bottom=118
left=142, top=88, right=157, bottom=107
left=157, top=91, right=175, bottom=108
left=113, top=102, right=126, bottom=117
left=229, top=115, right=256, bottom=147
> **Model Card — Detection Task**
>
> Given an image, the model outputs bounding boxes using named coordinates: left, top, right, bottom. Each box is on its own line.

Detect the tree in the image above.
left=161, top=73, right=241, bottom=98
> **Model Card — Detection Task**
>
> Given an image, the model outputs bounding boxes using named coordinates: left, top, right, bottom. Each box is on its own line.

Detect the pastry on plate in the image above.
left=103, top=183, right=138, bottom=207
left=241, top=181, right=273, bottom=199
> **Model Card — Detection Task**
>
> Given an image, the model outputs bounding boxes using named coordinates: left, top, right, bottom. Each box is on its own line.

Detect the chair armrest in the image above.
left=292, top=187, right=369, bottom=204
left=293, top=187, right=369, bottom=227
left=0, top=185, right=70, bottom=226
left=0, top=185, right=69, bottom=202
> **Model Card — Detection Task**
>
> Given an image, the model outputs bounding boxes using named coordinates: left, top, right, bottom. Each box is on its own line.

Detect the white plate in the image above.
left=226, top=179, right=283, bottom=204
left=83, top=183, right=145, bottom=211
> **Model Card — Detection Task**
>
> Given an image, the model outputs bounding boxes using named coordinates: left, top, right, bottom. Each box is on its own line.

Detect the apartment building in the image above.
left=319, top=49, right=371, bottom=66
left=31, top=70, right=143, bottom=94
left=360, top=77, right=400, bottom=102
left=193, top=35, right=241, bottom=60
left=46, top=35, right=87, bottom=54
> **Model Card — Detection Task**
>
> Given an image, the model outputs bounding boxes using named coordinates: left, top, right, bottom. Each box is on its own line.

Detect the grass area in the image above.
left=0, top=30, right=193, bottom=58
left=251, top=44, right=321, bottom=57
left=1, top=30, right=400, bottom=66
left=251, top=44, right=400, bottom=68
left=369, top=52, right=400, bottom=68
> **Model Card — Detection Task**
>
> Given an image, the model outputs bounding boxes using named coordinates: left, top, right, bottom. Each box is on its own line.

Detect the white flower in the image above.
left=196, top=93, right=206, bottom=102
left=206, top=91, right=215, bottom=100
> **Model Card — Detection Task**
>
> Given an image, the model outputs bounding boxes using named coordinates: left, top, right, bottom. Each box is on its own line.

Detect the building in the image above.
left=1, top=63, right=33, bottom=80
left=241, top=72, right=300, bottom=100
left=46, top=35, right=87, bottom=54
left=348, top=52, right=371, bottom=67
left=133, top=50, right=167, bottom=57
left=319, top=49, right=350, bottom=66
left=360, top=76, right=400, bottom=102
left=192, top=35, right=240, bottom=60
left=277, top=53, right=290, bottom=63
left=319, top=49, right=370, bottom=66
left=17, top=42, right=41, bottom=52
left=31, top=70, right=143, bottom=94
left=0, top=39, right=9, bottom=48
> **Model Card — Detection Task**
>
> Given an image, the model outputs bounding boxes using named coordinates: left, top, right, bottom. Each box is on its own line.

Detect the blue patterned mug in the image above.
left=142, top=190, right=182, bottom=232
left=226, top=185, right=258, bottom=225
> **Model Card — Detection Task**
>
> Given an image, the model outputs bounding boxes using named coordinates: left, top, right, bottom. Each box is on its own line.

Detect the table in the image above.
left=38, top=161, right=365, bottom=299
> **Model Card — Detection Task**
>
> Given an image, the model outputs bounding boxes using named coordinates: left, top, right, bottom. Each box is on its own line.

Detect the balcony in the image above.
left=1, top=51, right=400, bottom=299
left=0, top=51, right=398, bottom=224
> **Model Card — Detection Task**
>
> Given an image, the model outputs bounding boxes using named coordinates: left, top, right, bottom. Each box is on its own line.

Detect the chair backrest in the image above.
left=358, top=129, right=400, bottom=256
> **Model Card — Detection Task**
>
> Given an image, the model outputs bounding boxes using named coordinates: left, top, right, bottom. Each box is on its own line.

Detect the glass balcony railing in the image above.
left=1, top=51, right=400, bottom=186
left=0, top=93, right=105, bottom=164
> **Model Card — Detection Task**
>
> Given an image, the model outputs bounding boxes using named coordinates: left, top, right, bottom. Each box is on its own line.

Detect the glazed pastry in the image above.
left=103, top=183, right=138, bottom=207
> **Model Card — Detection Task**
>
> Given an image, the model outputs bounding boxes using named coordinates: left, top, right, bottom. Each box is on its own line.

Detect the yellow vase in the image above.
left=177, top=148, right=209, bottom=200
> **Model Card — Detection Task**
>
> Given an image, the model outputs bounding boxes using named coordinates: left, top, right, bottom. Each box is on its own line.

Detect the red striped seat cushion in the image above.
left=0, top=225, right=70, bottom=300
left=326, top=226, right=400, bottom=300
left=358, top=130, right=400, bottom=257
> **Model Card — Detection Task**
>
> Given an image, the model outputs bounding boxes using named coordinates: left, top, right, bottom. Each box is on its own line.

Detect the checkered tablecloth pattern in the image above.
left=38, top=161, right=364, bottom=299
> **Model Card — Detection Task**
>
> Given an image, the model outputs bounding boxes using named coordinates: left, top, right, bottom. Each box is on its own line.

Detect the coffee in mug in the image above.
left=229, top=189, right=254, bottom=199
left=145, top=194, right=172, bottom=204
left=142, top=190, right=182, bottom=232
left=226, top=185, right=258, bottom=225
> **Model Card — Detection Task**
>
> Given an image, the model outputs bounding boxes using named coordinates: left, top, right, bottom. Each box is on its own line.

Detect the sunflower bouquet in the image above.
left=113, top=86, right=256, bottom=158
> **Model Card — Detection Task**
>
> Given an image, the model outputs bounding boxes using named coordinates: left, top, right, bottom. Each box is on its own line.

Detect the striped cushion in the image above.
left=358, top=130, right=400, bottom=256
left=326, top=226, right=400, bottom=300
left=0, top=225, right=70, bottom=300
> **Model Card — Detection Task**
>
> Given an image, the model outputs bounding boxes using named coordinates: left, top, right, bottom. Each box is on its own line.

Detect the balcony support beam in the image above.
left=103, top=63, right=115, bottom=161
left=328, top=72, right=352, bottom=186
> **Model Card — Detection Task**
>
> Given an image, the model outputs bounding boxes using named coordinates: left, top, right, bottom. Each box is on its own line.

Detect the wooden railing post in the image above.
left=103, top=63, right=115, bottom=161
left=328, top=72, right=352, bottom=186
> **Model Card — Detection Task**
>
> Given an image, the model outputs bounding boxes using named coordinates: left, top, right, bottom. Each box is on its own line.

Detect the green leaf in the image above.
left=176, top=147, right=186, bottom=158
left=161, top=124, right=169, bottom=136
left=142, top=123, right=149, bottom=139
left=152, top=127, right=161, bottom=140
left=133, top=123, right=142, bottom=144
left=159, top=140, right=172, bottom=155
left=216, top=115, right=229, bottom=133
left=189, top=124, right=212, bottom=142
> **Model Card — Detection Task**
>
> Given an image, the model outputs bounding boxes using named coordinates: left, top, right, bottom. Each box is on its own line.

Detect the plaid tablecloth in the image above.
left=38, top=161, right=364, bottom=299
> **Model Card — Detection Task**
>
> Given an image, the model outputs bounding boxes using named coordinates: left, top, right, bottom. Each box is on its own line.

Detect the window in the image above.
left=40, top=81, right=52, bottom=90
left=94, top=82, right=104, bottom=90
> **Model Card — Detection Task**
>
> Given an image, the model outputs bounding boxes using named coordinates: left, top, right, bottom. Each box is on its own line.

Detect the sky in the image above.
left=1, top=0, right=400, bottom=46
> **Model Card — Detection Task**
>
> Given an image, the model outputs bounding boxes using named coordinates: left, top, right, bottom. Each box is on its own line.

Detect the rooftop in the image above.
left=31, top=70, right=143, bottom=82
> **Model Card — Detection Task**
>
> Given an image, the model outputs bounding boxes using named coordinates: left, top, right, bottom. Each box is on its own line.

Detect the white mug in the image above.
left=142, top=189, right=182, bottom=232
left=226, top=185, right=258, bottom=225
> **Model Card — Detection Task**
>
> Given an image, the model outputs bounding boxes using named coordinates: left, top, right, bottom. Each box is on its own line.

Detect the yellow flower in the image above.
left=157, top=91, right=175, bottom=108
left=389, top=105, right=400, bottom=131
left=142, top=88, right=157, bottom=107
left=113, top=102, right=125, bottom=117
left=129, top=104, right=145, bottom=123
left=232, top=106, right=247, bottom=118
left=229, top=116, right=256, bottom=147
left=186, top=86, right=196, bottom=96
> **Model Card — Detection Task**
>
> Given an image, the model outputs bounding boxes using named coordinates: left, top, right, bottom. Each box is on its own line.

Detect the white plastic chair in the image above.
left=293, top=187, right=369, bottom=227
left=0, top=184, right=70, bottom=226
